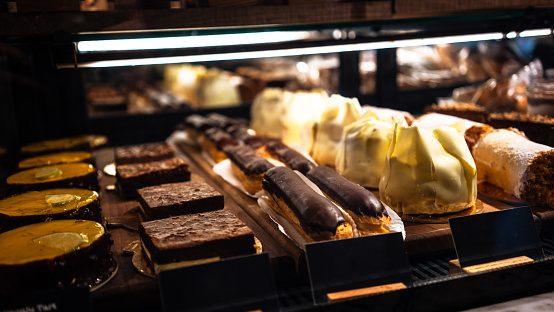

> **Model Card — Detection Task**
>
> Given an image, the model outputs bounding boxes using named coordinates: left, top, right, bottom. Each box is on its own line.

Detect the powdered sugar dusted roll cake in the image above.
left=472, top=129, right=554, bottom=207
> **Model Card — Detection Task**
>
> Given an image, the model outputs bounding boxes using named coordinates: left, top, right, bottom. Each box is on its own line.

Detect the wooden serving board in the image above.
left=174, top=142, right=524, bottom=260
left=174, top=142, right=305, bottom=266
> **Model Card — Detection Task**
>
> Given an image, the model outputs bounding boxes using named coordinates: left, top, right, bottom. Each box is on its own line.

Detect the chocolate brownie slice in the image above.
left=137, top=180, right=224, bottom=221
left=115, top=158, right=190, bottom=199
left=114, top=142, right=174, bottom=165
left=139, top=209, right=255, bottom=274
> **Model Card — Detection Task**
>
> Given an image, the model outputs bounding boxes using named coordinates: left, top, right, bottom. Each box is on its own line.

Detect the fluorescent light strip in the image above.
left=64, top=30, right=549, bottom=68
left=77, top=31, right=313, bottom=52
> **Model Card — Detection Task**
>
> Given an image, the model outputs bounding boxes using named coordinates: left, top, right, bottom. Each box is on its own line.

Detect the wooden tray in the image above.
left=174, top=142, right=532, bottom=260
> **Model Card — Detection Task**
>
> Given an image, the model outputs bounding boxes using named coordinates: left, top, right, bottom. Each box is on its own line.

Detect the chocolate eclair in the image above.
left=202, top=127, right=239, bottom=163
left=262, top=166, right=353, bottom=242
left=206, top=113, right=248, bottom=130
left=227, top=125, right=265, bottom=150
left=306, top=166, right=390, bottom=235
left=226, top=145, right=274, bottom=194
left=265, top=140, right=316, bottom=175
left=183, top=114, right=219, bottom=141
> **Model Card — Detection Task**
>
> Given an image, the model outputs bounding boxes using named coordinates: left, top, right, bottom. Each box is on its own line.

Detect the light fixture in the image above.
left=76, top=31, right=314, bottom=52
left=61, top=28, right=552, bottom=69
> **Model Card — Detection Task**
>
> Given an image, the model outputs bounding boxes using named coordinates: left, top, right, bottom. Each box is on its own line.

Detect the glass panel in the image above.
left=82, top=54, right=340, bottom=117
left=359, top=50, right=376, bottom=94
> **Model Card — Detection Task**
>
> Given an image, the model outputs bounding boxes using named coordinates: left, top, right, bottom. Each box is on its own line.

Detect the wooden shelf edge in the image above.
left=0, top=2, right=392, bottom=37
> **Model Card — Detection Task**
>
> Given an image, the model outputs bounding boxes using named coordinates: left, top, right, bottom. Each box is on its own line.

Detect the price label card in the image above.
left=449, top=206, right=544, bottom=268
left=0, top=287, right=90, bottom=312
left=305, top=232, right=412, bottom=305
left=158, top=253, right=279, bottom=312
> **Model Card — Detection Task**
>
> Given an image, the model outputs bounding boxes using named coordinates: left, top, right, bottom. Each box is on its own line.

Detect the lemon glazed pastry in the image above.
left=0, top=188, right=102, bottom=233
left=262, top=166, right=353, bottom=242
left=18, top=151, right=94, bottom=170
left=225, top=145, right=274, bottom=195
left=306, top=166, right=390, bottom=235
left=379, top=124, right=477, bottom=215
left=7, top=163, right=99, bottom=195
left=472, top=129, right=554, bottom=207
left=0, top=219, right=115, bottom=295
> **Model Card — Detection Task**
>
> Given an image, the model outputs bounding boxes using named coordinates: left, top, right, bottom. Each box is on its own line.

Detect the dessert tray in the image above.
left=397, top=200, right=485, bottom=224
left=477, top=181, right=528, bottom=206
left=90, top=256, right=119, bottom=292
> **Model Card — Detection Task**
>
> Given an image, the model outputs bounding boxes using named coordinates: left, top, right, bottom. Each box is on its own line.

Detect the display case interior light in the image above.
left=76, top=31, right=315, bottom=52
left=64, top=28, right=553, bottom=69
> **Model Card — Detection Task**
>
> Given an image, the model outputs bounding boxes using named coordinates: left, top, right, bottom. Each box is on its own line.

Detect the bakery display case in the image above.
left=2, top=2, right=554, bottom=312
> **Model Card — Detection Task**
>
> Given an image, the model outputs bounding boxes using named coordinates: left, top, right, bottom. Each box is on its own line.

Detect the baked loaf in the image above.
left=265, top=140, right=316, bottom=175
left=137, top=181, right=224, bottom=221
left=262, top=166, right=353, bottom=242
left=7, top=163, right=99, bottom=195
left=139, top=209, right=255, bottom=274
left=114, top=142, right=174, bottom=165
left=115, top=158, right=191, bottom=199
left=379, top=124, right=477, bottom=215
left=226, top=145, right=274, bottom=195
left=0, top=219, right=115, bottom=295
left=424, top=102, right=488, bottom=124
left=0, top=188, right=101, bottom=233
left=472, top=129, right=554, bottom=207
left=306, top=166, right=390, bottom=235
left=487, top=112, right=554, bottom=147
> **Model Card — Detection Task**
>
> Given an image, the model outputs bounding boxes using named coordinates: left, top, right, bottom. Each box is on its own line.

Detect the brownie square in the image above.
left=139, top=210, right=256, bottom=274
left=115, top=158, right=190, bottom=199
left=114, top=142, right=174, bottom=165
left=137, top=180, right=224, bottom=221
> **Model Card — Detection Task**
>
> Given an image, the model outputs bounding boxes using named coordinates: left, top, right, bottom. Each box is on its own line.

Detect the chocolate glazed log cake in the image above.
left=201, top=127, right=239, bottom=163
left=264, top=140, right=316, bottom=175
left=306, top=166, right=390, bottom=235
left=137, top=180, right=224, bottom=221
left=115, top=157, right=191, bottom=199
left=139, top=209, right=256, bottom=274
left=262, top=166, right=353, bottom=242
left=225, top=145, right=274, bottom=194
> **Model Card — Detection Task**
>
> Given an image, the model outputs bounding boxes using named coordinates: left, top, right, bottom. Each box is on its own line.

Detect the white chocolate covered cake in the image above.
left=311, top=94, right=361, bottom=167
left=335, top=117, right=396, bottom=188
left=379, top=124, right=477, bottom=215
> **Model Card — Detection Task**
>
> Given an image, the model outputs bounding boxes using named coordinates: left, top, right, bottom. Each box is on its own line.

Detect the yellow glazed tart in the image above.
left=18, top=151, right=93, bottom=169
left=6, top=163, right=99, bottom=195
left=0, top=189, right=101, bottom=232
left=0, top=219, right=115, bottom=294
left=20, top=134, right=107, bottom=156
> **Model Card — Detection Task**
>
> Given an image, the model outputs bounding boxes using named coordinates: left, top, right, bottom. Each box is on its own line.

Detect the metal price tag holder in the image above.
left=0, top=287, right=91, bottom=312
left=448, top=206, right=544, bottom=274
left=158, top=253, right=279, bottom=312
left=304, top=232, right=412, bottom=305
